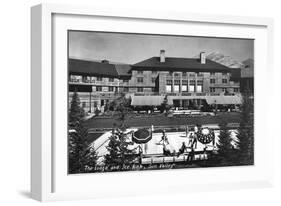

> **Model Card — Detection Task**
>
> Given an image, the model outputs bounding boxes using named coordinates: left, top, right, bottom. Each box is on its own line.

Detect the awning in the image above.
left=131, top=94, right=242, bottom=106
left=167, top=95, right=206, bottom=104
left=131, top=95, right=165, bottom=106
left=205, top=95, right=242, bottom=105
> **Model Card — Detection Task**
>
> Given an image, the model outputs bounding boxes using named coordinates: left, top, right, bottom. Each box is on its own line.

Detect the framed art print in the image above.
left=31, top=3, right=274, bottom=201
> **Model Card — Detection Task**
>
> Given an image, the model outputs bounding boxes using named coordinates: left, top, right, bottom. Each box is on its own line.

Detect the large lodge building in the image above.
left=69, top=50, right=246, bottom=113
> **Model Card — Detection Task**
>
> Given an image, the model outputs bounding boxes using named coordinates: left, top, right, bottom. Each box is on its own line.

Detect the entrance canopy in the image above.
left=205, top=95, right=242, bottom=105
left=167, top=95, right=206, bottom=105
left=131, top=94, right=242, bottom=106
left=131, top=95, right=165, bottom=106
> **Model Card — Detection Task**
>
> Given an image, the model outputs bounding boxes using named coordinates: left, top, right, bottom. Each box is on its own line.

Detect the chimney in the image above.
left=101, top=59, right=109, bottom=64
left=160, top=50, right=165, bottom=63
left=200, top=52, right=206, bottom=64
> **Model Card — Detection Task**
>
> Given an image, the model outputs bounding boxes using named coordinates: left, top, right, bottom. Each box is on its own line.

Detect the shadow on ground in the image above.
left=18, top=190, right=31, bottom=198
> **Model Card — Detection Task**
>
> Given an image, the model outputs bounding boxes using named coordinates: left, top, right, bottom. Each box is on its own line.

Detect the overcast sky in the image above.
left=69, top=31, right=254, bottom=64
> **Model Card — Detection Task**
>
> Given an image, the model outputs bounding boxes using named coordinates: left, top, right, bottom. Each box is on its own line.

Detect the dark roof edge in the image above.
left=131, top=66, right=231, bottom=72
left=69, top=71, right=119, bottom=78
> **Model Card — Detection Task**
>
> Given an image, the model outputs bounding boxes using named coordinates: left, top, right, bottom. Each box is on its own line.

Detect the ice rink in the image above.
left=89, top=125, right=238, bottom=164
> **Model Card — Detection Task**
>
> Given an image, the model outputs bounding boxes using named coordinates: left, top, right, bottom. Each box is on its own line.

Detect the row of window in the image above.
left=94, top=86, right=115, bottom=92
left=210, top=87, right=239, bottom=92
left=70, top=75, right=132, bottom=84
left=165, top=85, right=239, bottom=93
left=122, top=79, right=129, bottom=83
left=167, top=80, right=204, bottom=85
left=87, top=76, right=115, bottom=82
left=136, top=77, right=157, bottom=83
left=70, top=75, right=116, bottom=82
left=71, top=74, right=229, bottom=84
left=211, top=79, right=228, bottom=84
left=95, top=77, right=129, bottom=83
left=165, top=79, right=228, bottom=85
left=135, top=87, right=157, bottom=92
left=136, top=71, right=228, bottom=76
left=166, top=84, right=203, bottom=93
left=93, top=86, right=239, bottom=93
left=94, top=86, right=156, bottom=93
left=121, top=87, right=155, bottom=92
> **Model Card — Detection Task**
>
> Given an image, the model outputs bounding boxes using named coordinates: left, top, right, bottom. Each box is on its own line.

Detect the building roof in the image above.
left=115, top=64, right=132, bottom=78
left=133, top=57, right=231, bottom=72
left=69, top=59, right=131, bottom=78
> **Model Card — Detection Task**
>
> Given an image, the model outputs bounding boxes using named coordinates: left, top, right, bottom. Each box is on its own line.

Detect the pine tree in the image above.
left=104, top=130, right=136, bottom=167
left=216, top=123, right=236, bottom=165
left=68, top=91, right=97, bottom=173
left=69, top=90, right=85, bottom=127
left=69, top=122, right=98, bottom=173
left=114, top=93, right=132, bottom=129
left=104, top=94, right=136, bottom=168
left=236, top=90, right=254, bottom=165
left=160, top=95, right=171, bottom=113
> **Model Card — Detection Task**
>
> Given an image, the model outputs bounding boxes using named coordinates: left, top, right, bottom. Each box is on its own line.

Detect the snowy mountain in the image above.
left=204, top=51, right=244, bottom=69
left=242, top=58, right=254, bottom=68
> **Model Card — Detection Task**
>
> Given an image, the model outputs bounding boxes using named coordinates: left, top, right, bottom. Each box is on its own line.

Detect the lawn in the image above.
left=83, top=112, right=241, bottom=130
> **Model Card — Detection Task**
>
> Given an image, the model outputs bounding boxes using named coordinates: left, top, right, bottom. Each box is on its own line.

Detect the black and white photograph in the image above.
left=67, top=31, right=254, bottom=174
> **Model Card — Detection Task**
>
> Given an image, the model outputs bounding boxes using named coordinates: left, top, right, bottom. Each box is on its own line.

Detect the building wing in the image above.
left=69, top=58, right=119, bottom=78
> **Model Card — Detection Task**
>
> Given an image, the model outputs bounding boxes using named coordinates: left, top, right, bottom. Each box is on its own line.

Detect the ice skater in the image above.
left=188, top=133, right=197, bottom=149
left=158, top=129, right=169, bottom=145
left=191, top=134, right=198, bottom=149
left=188, top=133, right=194, bottom=146
left=187, top=148, right=195, bottom=163
left=177, top=142, right=188, bottom=157
left=163, top=143, right=172, bottom=156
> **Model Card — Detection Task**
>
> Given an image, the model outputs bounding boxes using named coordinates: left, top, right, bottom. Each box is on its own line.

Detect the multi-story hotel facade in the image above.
left=69, top=50, right=242, bottom=113
left=69, top=59, right=131, bottom=112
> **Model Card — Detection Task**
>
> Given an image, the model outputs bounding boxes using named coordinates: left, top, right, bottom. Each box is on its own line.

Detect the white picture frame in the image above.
left=31, top=3, right=274, bottom=202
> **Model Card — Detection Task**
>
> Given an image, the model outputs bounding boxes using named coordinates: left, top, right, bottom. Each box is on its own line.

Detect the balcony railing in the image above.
left=69, top=79, right=94, bottom=83
left=134, top=92, right=160, bottom=96
left=69, top=79, right=81, bottom=83
left=69, top=79, right=120, bottom=86
left=82, top=79, right=94, bottom=83
left=196, top=93, right=206, bottom=96
left=133, top=92, right=240, bottom=97
left=181, top=92, right=192, bottom=96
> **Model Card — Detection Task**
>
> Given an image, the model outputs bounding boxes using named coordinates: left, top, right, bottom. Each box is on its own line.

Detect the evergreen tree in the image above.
left=114, top=93, right=132, bottom=129
left=236, top=90, right=254, bottom=165
left=216, top=123, right=237, bottom=165
left=68, top=91, right=97, bottom=173
left=69, top=90, right=85, bottom=127
left=69, top=122, right=98, bottom=173
left=104, top=94, right=136, bottom=168
left=104, top=129, right=136, bottom=167
left=160, top=95, right=171, bottom=113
